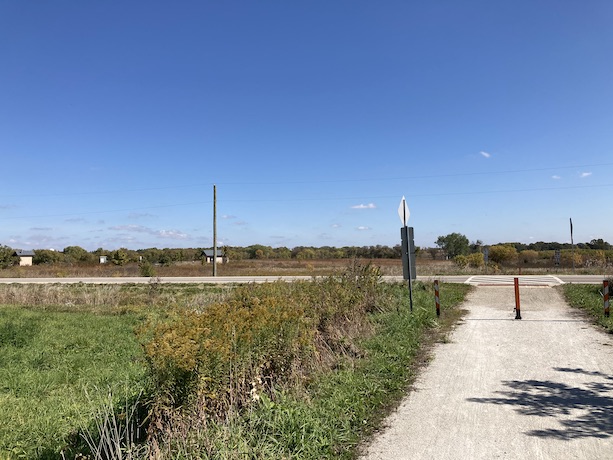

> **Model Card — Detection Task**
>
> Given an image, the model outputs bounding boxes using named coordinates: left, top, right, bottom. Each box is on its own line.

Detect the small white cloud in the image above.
left=110, top=224, right=150, bottom=233
left=331, top=223, right=341, bottom=228
left=158, top=230, right=188, bottom=239
left=580, top=172, right=592, bottom=178
left=480, top=151, right=491, bottom=158
left=552, top=175, right=561, bottom=180
left=351, top=203, right=376, bottom=209
left=222, top=215, right=236, bottom=219
left=356, top=226, right=371, bottom=231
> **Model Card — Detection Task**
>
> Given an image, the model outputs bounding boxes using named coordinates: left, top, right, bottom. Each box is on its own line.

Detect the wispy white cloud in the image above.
left=222, top=214, right=236, bottom=219
left=158, top=230, right=188, bottom=239
left=128, top=212, right=155, bottom=219
left=351, top=203, right=376, bottom=209
left=110, top=224, right=150, bottom=233
left=109, top=224, right=190, bottom=240
left=480, top=151, right=491, bottom=158
left=551, top=175, right=561, bottom=180
left=580, top=172, right=592, bottom=178
left=331, top=223, right=341, bottom=228
left=356, top=226, right=371, bottom=231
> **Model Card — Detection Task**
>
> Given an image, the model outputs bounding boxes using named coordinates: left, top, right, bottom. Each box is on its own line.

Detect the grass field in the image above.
left=0, top=306, right=147, bottom=459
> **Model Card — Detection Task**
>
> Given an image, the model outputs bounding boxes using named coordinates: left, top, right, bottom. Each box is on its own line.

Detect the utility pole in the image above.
left=213, top=184, right=217, bottom=277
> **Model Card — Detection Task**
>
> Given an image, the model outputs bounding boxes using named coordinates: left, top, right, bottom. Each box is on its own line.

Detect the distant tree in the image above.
left=587, top=239, right=611, bottom=250
left=435, top=233, right=470, bottom=259
left=519, top=250, right=539, bottom=264
left=488, top=245, right=518, bottom=265
left=110, top=248, right=129, bottom=266
left=33, top=249, right=63, bottom=265
left=249, top=245, right=272, bottom=259
left=469, top=240, right=483, bottom=254
left=63, top=245, right=92, bottom=263
left=274, top=247, right=292, bottom=259
left=0, top=245, right=17, bottom=269
left=295, top=248, right=316, bottom=260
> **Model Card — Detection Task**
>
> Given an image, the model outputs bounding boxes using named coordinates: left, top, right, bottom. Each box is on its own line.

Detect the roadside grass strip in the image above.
left=562, top=281, right=613, bottom=333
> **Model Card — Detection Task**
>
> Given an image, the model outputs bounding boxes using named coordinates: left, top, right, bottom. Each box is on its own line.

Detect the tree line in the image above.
left=434, top=233, right=613, bottom=268
left=0, top=244, right=405, bottom=267
left=1, top=235, right=611, bottom=269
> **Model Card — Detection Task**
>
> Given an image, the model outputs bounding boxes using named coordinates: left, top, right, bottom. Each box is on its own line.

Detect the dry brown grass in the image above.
left=2, top=257, right=592, bottom=279
left=0, top=259, right=407, bottom=278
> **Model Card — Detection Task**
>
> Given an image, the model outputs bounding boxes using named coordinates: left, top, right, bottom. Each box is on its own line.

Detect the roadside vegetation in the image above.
left=0, top=263, right=470, bottom=459
left=561, top=279, right=613, bottom=333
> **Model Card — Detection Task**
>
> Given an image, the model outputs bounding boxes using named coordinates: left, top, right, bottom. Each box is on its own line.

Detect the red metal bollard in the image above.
left=514, top=277, right=522, bottom=320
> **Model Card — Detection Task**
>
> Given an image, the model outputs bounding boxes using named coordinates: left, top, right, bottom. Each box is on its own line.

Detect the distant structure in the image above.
left=14, top=250, right=35, bottom=266
left=201, top=249, right=228, bottom=264
left=99, top=255, right=108, bottom=264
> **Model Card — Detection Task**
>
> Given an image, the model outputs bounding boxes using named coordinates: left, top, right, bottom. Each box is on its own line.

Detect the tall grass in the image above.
left=0, top=282, right=231, bottom=312
left=0, top=271, right=470, bottom=459
left=561, top=281, right=613, bottom=333
left=141, top=265, right=470, bottom=458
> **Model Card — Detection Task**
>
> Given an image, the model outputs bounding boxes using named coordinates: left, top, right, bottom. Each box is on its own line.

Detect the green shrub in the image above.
left=139, top=260, right=156, bottom=277
left=139, top=263, right=385, bottom=427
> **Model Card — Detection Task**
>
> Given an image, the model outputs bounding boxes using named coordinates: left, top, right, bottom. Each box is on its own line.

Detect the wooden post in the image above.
left=514, top=277, right=521, bottom=320
left=604, top=280, right=610, bottom=318
left=434, top=280, right=440, bottom=317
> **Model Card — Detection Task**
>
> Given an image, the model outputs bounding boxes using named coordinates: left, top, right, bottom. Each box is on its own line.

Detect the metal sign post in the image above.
left=484, top=247, right=489, bottom=275
left=398, top=196, right=414, bottom=312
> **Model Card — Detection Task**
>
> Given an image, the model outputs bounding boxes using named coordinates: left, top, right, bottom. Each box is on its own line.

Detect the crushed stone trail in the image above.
left=361, top=286, right=613, bottom=460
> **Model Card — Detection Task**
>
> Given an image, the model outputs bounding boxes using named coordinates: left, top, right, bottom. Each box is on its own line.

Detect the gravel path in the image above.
left=361, top=286, right=613, bottom=459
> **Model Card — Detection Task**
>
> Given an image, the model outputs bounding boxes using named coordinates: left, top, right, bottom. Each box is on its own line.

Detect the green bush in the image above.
left=139, top=260, right=156, bottom=277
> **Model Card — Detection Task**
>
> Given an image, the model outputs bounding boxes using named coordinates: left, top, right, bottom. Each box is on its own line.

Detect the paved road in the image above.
left=361, top=286, right=613, bottom=459
left=0, top=275, right=606, bottom=285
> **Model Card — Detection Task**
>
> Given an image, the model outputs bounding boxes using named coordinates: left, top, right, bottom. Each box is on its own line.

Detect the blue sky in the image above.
left=1, top=1, right=612, bottom=251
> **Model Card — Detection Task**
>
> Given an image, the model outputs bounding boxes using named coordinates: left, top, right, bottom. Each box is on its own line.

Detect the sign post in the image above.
left=398, top=196, right=415, bottom=312
left=483, top=247, right=489, bottom=275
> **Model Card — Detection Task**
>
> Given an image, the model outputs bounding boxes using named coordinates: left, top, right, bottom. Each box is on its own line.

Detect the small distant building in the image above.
left=202, top=249, right=228, bottom=264
left=14, top=250, right=35, bottom=266
left=99, top=255, right=108, bottom=264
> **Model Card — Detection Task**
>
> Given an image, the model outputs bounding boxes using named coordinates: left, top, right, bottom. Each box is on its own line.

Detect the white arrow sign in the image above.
left=398, top=196, right=410, bottom=226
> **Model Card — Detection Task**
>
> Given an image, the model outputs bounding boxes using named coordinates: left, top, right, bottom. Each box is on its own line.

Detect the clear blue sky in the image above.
left=1, top=1, right=612, bottom=251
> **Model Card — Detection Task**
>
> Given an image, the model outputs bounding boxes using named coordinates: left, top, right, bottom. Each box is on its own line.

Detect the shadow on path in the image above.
left=467, top=367, right=613, bottom=440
